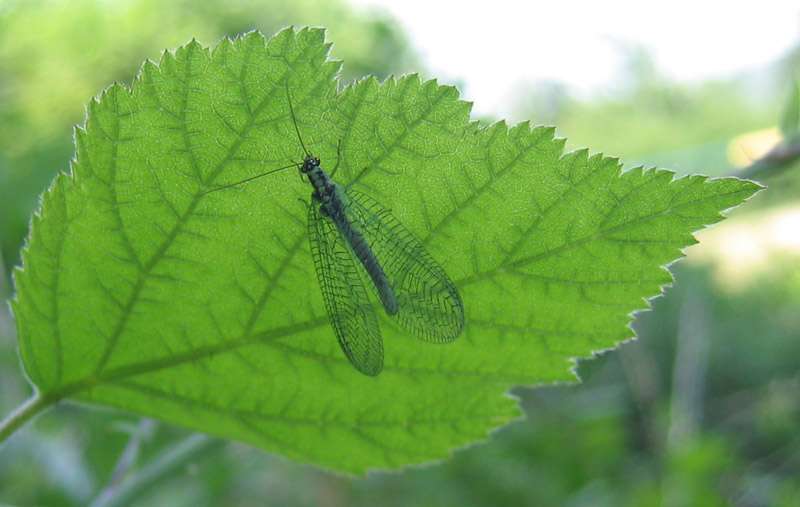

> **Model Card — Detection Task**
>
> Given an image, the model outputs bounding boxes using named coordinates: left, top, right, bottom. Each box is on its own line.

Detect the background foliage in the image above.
left=1, top=0, right=799, bottom=505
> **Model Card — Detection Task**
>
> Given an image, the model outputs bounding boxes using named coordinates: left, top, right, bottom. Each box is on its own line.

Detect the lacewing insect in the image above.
left=204, top=87, right=464, bottom=375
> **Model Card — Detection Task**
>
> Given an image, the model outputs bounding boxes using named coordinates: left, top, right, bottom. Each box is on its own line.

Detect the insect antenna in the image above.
left=201, top=84, right=309, bottom=196
left=286, top=85, right=309, bottom=157
left=201, top=161, right=301, bottom=195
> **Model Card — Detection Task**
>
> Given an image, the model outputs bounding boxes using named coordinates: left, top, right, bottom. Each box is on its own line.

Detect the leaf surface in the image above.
left=11, top=28, right=762, bottom=473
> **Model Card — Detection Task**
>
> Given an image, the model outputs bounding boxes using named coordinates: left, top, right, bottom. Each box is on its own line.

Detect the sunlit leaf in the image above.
left=11, top=28, right=761, bottom=473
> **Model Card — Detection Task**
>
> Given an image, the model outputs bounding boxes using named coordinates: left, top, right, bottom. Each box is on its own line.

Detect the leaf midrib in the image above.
left=53, top=165, right=732, bottom=401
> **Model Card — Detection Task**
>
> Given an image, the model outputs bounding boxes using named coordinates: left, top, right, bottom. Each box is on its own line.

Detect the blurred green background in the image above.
left=1, top=0, right=799, bottom=505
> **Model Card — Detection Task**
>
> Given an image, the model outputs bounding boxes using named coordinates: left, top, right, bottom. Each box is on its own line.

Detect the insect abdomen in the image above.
left=325, top=196, right=399, bottom=316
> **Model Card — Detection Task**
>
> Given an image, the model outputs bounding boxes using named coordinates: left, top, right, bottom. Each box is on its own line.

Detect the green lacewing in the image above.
left=205, top=88, right=464, bottom=375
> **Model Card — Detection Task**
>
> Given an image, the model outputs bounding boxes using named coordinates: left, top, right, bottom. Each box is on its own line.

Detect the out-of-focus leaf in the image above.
left=779, top=77, right=800, bottom=141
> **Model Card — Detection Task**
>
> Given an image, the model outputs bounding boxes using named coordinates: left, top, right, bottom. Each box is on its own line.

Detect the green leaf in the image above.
left=10, top=28, right=762, bottom=473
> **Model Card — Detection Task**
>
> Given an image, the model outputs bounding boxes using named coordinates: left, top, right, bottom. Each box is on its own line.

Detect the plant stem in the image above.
left=0, top=392, right=50, bottom=444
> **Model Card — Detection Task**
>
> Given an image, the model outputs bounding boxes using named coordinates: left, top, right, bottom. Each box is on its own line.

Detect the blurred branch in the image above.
left=93, top=418, right=157, bottom=504
left=737, top=136, right=800, bottom=180
left=90, top=432, right=219, bottom=507
left=667, top=281, right=710, bottom=447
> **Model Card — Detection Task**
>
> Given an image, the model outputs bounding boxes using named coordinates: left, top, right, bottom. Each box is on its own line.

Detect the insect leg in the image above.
left=330, top=139, right=344, bottom=178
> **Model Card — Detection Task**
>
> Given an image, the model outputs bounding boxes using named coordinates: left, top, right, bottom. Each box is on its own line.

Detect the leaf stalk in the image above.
left=0, top=392, right=50, bottom=444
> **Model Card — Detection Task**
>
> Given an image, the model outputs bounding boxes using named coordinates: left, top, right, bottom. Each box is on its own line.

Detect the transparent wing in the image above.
left=342, top=189, right=464, bottom=343
left=308, top=202, right=384, bottom=376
